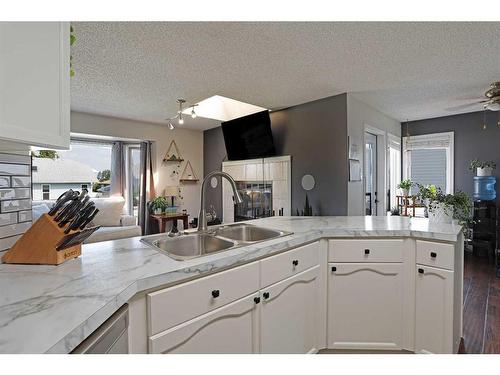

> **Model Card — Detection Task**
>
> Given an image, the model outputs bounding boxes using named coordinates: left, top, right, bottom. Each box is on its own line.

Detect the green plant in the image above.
left=469, top=159, right=496, bottom=172
left=416, top=183, right=437, bottom=201
left=397, top=179, right=413, bottom=191
left=417, top=186, right=472, bottom=230
left=70, top=25, right=76, bottom=77
left=31, top=150, right=59, bottom=159
left=151, top=196, right=168, bottom=213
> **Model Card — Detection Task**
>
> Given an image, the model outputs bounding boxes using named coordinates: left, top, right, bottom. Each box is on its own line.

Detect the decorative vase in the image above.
left=402, top=188, right=410, bottom=197
left=154, top=208, right=162, bottom=214
left=477, top=167, right=493, bottom=177
left=428, top=203, right=453, bottom=224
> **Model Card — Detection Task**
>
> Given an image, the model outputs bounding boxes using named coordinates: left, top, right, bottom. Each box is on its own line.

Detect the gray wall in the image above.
left=203, top=93, right=348, bottom=218
left=403, top=110, right=500, bottom=203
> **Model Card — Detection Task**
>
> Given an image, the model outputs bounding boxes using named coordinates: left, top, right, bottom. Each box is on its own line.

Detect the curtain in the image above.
left=110, top=141, right=124, bottom=196
left=138, top=141, right=156, bottom=235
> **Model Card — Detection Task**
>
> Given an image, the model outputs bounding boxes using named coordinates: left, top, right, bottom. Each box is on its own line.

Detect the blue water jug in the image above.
left=473, top=176, right=496, bottom=201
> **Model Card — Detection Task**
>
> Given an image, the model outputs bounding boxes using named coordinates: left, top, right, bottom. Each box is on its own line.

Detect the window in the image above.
left=403, top=132, right=454, bottom=194
left=32, top=139, right=113, bottom=203
left=42, top=184, right=50, bottom=200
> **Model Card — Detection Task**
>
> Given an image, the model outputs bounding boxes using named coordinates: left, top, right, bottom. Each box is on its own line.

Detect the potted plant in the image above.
left=151, top=196, right=168, bottom=214
left=469, top=159, right=496, bottom=177
left=397, top=179, right=413, bottom=196
left=417, top=186, right=472, bottom=229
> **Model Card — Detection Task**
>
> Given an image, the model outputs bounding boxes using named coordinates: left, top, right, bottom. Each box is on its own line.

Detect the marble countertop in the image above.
left=0, top=216, right=462, bottom=354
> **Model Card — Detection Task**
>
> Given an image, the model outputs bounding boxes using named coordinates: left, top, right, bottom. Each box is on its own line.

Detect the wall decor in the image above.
left=348, top=136, right=361, bottom=161
left=349, top=159, right=362, bottom=182
left=180, top=161, right=198, bottom=183
left=163, top=140, right=184, bottom=162
left=301, top=174, right=315, bottom=191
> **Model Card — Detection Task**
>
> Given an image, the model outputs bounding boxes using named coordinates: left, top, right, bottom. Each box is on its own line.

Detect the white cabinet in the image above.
left=260, top=265, right=321, bottom=354
left=149, top=293, right=260, bottom=354
left=328, top=263, right=405, bottom=350
left=0, top=22, right=70, bottom=149
left=415, top=265, right=454, bottom=354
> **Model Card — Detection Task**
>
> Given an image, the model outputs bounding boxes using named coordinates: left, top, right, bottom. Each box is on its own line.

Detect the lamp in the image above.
left=164, top=186, right=179, bottom=207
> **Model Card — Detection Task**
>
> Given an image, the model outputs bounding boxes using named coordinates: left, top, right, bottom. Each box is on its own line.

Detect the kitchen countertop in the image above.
left=0, top=216, right=462, bottom=354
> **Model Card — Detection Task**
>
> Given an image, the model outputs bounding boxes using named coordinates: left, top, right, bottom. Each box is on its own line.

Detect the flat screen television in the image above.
left=221, top=110, right=276, bottom=161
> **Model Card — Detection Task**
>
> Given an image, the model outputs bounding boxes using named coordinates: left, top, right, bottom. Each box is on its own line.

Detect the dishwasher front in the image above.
left=72, top=304, right=129, bottom=354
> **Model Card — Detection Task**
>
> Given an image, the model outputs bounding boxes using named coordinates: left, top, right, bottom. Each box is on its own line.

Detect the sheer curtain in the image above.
left=138, top=141, right=156, bottom=235
left=110, top=141, right=124, bottom=196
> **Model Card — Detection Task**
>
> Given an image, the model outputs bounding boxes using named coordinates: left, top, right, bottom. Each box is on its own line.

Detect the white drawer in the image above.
left=416, top=240, right=454, bottom=270
left=260, top=241, right=319, bottom=288
left=328, top=239, right=404, bottom=263
left=147, top=261, right=259, bottom=335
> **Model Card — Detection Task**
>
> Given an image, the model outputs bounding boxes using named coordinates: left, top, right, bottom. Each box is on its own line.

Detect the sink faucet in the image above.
left=198, top=171, right=243, bottom=232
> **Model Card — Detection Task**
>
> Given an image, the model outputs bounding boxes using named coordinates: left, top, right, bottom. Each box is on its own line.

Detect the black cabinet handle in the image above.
left=211, top=289, right=220, bottom=298
left=364, top=249, right=370, bottom=255
left=430, top=252, right=437, bottom=258
left=331, top=266, right=337, bottom=272
left=292, top=260, right=299, bottom=266
left=263, top=292, right=270, bottom=300
left=254, top=296, right=261, bottom=304
left=418, top=268, right=424, bottom=274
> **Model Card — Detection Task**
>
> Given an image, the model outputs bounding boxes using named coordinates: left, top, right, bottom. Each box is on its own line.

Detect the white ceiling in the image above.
left=70, top=22, right=500, bottom=130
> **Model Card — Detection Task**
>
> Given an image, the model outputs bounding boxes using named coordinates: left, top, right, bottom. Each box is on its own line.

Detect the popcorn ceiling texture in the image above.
left=71, top=22, right=500, bottom=126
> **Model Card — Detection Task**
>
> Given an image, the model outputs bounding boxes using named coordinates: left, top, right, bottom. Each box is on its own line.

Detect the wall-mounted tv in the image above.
left=221, top=110, right=276, bottom=161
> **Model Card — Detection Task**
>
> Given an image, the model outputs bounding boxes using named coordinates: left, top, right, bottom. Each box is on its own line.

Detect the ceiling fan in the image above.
left=447, top=81, right=500, bottom=112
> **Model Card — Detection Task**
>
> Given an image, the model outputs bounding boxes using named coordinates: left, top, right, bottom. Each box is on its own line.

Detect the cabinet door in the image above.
left=415, top=265, right=454, bottom=354
left=328, top=263, right=404, bottom=350
left=260, top=265, right=320, bottom=353
left=149, top=293, right=260, bottom=354
left=0, top=22, right=70, bottom=149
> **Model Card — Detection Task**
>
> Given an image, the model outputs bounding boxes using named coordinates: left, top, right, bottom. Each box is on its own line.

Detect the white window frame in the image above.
left=387, top=133, right=401, bottom=211
left=403, top=131, right=454, bottom=194
left=41, top=184, right=51, bottom=200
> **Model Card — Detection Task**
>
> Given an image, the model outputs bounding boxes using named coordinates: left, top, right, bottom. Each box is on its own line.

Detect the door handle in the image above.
left=263, top=292, right=270, bottom=300
left=430, top=252, right=437, bottom=258
left=211, top=289, right=220, bottom=298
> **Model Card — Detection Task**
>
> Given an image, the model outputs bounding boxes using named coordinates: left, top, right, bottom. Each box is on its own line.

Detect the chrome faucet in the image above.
left=198, top=171, right=243, bottom=232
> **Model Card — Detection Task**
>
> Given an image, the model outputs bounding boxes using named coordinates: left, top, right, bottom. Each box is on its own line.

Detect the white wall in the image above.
left=346, top=94, right=401, bottom=216
left=71, top=111, right=203, bottom=221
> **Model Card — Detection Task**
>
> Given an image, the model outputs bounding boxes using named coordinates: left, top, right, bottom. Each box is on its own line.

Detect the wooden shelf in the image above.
left=163, top=157, right=184, bottom=162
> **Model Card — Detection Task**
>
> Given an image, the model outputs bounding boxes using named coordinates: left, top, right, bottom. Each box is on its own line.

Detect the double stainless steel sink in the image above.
left=141, top=223, right=292, bottom=261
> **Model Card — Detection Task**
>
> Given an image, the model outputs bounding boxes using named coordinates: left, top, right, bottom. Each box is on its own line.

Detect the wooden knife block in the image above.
left=2, top=213, right=81, bottom=265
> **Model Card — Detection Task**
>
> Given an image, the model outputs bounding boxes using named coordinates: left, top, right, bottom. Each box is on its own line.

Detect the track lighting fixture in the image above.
left=165, top=99, right=199, bottom=129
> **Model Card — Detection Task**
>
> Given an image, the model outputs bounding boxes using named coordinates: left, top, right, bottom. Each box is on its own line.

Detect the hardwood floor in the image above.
left=460, top=253, right=500, bottom=353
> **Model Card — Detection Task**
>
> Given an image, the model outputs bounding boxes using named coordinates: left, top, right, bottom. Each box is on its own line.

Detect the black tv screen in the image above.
left=221, top=110, right=276, bottom=161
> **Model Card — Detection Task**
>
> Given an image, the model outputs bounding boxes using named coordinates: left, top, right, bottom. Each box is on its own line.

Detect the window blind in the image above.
left=409, top=148, right=447, bottom=193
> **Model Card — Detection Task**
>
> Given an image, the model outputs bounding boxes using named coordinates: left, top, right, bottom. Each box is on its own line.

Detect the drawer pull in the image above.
left=418, top=268, right=424, bottom=274
left=430, top=252, right=437, bottom=258
left=254, top=297, right=261, bottom=304
left=263, top=292, right=270, bottom=300
left=331, top=266, right=337, bottom=272
left=292, top=259, right=299, bottom=266
left=364, top=249, right=370, bottom=255
left=211, top=289, right=220, bottom=298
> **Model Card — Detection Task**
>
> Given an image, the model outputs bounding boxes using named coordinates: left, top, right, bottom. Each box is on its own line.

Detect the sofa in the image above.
left=32, top=197, right=142, bottom=244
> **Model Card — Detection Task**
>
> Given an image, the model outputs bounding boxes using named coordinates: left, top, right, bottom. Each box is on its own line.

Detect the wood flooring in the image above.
left=460, top=253, right=500, bottom=353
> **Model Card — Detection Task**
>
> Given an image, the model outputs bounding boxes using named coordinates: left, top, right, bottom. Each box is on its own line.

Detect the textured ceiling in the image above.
left=70, top=22, right=500, bottom=130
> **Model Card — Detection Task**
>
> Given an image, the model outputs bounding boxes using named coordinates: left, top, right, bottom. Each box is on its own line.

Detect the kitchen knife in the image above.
left=64, top=203, right=96, bottom=234
left=79, top=208, right=99, bottom=230
left=55, top=226, right=101, bottom=251
left=48, top=190, right=77, bottom=216
left=57, top=200, right=86, bottom=227
left=54, top=198, right=79, bottom=222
